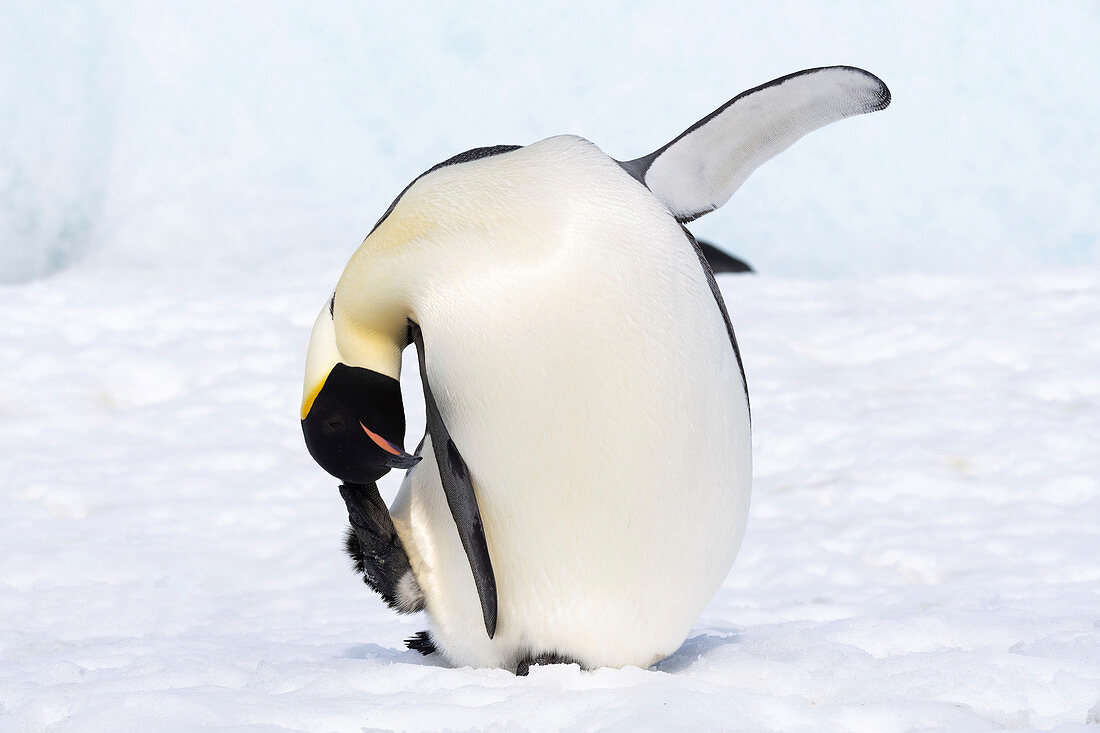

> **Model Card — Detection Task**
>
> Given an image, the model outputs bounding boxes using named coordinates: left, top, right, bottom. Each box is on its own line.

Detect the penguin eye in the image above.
left=325, top=419, right=346, bottom=432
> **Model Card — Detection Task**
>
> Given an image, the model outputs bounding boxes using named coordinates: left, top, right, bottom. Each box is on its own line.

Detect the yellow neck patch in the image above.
left=300, top=373, right=328, bottom=420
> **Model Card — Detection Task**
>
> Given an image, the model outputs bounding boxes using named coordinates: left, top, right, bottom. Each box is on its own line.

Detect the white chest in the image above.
left=389, top=145, right=752, bottom=669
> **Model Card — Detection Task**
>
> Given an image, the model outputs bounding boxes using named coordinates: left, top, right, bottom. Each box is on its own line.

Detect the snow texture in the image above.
left=2, top=269, right=1098, bottom=731
left=2, top=2, right=1099, bottom=731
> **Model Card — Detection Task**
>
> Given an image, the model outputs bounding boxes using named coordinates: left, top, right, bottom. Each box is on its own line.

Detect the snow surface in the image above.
left=3, top=2, right=1100, bottom=730
left=2, top=267, right=1099, bottom=731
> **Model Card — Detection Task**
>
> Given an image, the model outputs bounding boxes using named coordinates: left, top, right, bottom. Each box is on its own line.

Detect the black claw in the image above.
left=405, top=630, right=436, bottom=656
left=514, top=652, right=575, bottom=676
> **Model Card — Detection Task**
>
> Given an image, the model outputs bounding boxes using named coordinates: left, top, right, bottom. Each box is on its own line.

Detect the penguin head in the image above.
left=300, top=297, right=419, bottom=484
left=301, top=363, right=419, bottom=483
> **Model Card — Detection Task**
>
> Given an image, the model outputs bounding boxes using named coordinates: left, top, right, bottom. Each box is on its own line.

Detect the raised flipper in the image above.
left=339, top=481, right=424, bottom=614
left=695, top=239, right=754, bottom=274
left=409, top=321, right=498, bottom=638
left=619, top=66, right=890, bottom=222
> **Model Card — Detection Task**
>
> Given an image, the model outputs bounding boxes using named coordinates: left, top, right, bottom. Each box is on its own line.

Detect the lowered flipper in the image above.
left=619, top=66, right=890, bottom=222
left=410, top=321, right=498, bottom=638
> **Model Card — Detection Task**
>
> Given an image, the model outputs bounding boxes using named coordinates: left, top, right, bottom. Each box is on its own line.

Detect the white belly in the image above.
left=389, top=141, right=751, bottom=670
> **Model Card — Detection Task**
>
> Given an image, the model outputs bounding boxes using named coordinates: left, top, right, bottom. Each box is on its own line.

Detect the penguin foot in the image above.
left=515, top=652, right=575, bottom=676
left=405, top=630, right=436, bottom=656
left=340, top=482, right=425, bottom=614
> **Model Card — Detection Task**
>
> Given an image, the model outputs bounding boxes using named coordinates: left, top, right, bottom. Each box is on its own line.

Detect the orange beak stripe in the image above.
left=360, top=422, right=403, bottom=457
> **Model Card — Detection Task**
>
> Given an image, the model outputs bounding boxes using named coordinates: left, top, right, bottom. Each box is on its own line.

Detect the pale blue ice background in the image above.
left=2, top=1, right=1098, bottom=282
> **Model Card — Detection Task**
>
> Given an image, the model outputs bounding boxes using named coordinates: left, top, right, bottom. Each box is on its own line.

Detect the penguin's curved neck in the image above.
left=335, top=324, right=404, bottom=381
left=330, top=275, right=411, bottom=380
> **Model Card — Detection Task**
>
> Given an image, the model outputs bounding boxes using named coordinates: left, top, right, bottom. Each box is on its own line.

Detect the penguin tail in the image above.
left=696, top=239, right=754, bottom=274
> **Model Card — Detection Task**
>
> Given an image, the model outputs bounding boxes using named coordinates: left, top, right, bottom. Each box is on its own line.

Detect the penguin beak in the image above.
left=361, top=422, right=422, bottom=469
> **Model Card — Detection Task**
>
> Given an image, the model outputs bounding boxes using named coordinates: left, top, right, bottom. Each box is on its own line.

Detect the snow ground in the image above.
left=1, top=266, right=1098, bottom=731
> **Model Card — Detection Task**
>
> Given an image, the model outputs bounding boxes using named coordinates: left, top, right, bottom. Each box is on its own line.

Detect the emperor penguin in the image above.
left=301, top=66, right=890, bottom=674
